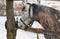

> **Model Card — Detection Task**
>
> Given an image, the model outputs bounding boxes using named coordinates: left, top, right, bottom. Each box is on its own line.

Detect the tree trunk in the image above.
left=6, top=0, right=16, bottom=39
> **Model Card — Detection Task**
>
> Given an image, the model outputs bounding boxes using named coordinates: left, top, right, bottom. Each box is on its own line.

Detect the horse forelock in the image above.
left=22, top=3, right=33, bottom=19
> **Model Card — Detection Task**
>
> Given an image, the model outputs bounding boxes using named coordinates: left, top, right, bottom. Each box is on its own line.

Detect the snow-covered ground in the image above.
left=0, top=16, right=46, bottom=39
left=1, top=1, right=60, bottom=39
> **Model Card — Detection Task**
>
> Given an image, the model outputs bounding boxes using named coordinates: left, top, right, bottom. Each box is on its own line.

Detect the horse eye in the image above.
left=22, top=7, right=25, bottom=11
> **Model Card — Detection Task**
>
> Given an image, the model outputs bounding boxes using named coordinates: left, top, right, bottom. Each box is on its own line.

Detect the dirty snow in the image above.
left=0, top=16, right=45, bottom=39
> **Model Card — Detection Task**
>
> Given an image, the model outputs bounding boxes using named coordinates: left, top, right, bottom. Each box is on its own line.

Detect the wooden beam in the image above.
left=24, top=27, right=60, bottom=35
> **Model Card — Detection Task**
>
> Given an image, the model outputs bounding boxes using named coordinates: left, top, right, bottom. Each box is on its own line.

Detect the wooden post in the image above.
left=37, top=29, right=39, bottom=39
left=6, top=0, right=16, bottom=39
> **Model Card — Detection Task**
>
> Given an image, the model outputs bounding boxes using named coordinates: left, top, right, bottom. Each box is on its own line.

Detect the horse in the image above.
left=26, top=3, right=60, bottom=39
left=21, top=3, right=60, bottom=39
left=5, top=3, right=60, bottom=31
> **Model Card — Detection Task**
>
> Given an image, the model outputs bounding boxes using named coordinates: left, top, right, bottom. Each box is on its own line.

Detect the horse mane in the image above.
left=27, top=3, right=59, bottom=30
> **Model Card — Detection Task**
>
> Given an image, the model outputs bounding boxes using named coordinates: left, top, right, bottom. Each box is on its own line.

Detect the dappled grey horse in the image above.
left=5, top=3, right=60, bottom=31
left=19, top=3, right=60, bottom=39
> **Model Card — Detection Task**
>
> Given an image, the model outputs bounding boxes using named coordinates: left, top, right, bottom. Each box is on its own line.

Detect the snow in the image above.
left=16, top=29, right=45, bottom=39
left=40, top=1, right=60, bottom=10
left=0, top=16, right=7, bottom=39
left=0, top=16, right=46, bottom=39
left=31, top=21, right=44, bottom=29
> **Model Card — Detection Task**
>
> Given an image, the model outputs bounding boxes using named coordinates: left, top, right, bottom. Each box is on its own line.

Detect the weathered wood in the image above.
left=6, top=0, right=16, bottom=39
left=25, top=27, right=60, bottom=35
left=37, top=29, right=39, bottom=39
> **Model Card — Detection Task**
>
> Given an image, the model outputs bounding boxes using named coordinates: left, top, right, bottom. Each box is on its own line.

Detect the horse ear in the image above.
left=31, top=3, right=37, bottom=7
left=26, top=3, right=32, bottom=6
left=26, top=3, right=37, bottom=7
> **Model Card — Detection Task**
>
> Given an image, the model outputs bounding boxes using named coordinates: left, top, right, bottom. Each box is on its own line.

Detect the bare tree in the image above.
left=6, top=0, right=17, bottom=39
